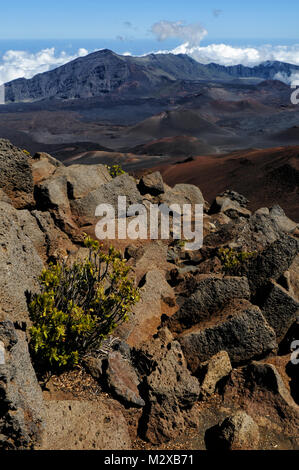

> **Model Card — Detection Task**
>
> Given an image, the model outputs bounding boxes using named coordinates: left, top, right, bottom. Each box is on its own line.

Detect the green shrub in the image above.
left=29, top=237, right=140, bottom=372
left=218, top=247, right=256, bottom=276
left=105, top=164, right=125, bottom=178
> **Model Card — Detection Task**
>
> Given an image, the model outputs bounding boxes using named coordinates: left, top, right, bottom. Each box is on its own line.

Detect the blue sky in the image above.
left=1, top=0, right=299, bottom=85
left=1, top=0, right=299, bottom=40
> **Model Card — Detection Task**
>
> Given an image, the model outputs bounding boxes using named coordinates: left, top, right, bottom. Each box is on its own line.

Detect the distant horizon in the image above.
left=2, top=36, right=299, bottom=87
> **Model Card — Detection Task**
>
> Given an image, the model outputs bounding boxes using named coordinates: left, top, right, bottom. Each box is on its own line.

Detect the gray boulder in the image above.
left=206, top=411, right=260, bottom=450
left=167, top=276, right=251, bottom=333
left=35, top=175, right=70, bottom=213
left=0, top=202, right=43, bottom=323
left=0, top=139, right=34, bottom=208
left=71, top=173, right=142, bottom=218
left=269, top=205, right=298, bottom=234
left=136, top=329, right=200, bottom=444
left=209, top=191, right=251, bottom=219
left=0, top=323, right=45, bottom=449
left=179, top=299, right=277, bottom=371
left=260, top=281, right=299, bottom=342
left=159, top=183, right=204, bottom=207
left=138, top=171, right=165, bottom=196
left=247, top=234, right=299, bottom=293
left=55, top=163, right=111, bottom=199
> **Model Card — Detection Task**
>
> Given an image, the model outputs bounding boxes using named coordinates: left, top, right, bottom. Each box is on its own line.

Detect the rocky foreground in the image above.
left=0, top=138, right=298, bottom=450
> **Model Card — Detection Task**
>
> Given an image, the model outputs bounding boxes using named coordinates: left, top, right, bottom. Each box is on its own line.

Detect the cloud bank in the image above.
left=166, top=42, right=299, bottom=67
left=0, top=47, right=88, bottom=85
left=1, top=19, right=299, bottom=87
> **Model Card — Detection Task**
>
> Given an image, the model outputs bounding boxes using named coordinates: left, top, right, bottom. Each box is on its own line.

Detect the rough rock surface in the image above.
left=135, top=329, right=200, bottom=444
left=160, top=183, right=204, bottom=207
left=116, top=269, right=175, bottom=347
left=167, top=276, right=251, bottom=332
left=0, top=323, right=45, bottom=449
left=247, top=234, right=299, bottom=293
left=206, top=411, right=260, bottom=450
left=209, top=192, right=251, bottom=219
left=71, top=173, right=142, bottom=217
left=0, top=139, right=34, bottom=208
left=0, top=201, right=43, bottom=323
left=259, top=281, right=299, bottom=342
left=40, top=399, right=131, bottom=450
left=55, top=163, right=112, bottom=199
left=138, top=171, right=165, bottom=196
left=105, top=351, right=145, bottom=408
left=179, top=299, right=277, bottom=371
left=30, top=152, right=62, bottom=184
left=197, top=351, right=232, bottom=398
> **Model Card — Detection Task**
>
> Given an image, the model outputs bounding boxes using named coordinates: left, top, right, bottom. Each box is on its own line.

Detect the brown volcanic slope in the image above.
left=129, top=135, right=216, bottom=157
left=153, top=146, right=299, bottom=221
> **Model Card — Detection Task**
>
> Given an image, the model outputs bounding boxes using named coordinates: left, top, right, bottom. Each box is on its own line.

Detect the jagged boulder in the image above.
left=30, top=152, right=62, bottom=184
left=197, top=351, right=232, bottom=398
left=35, top=175, right=70, bottom=213
left=247, top=234, right=299, bottom=293
left=55, top=163, right=112, bottom=199
left=135, top=329, right=199, bottom=444
left=0, top=202, right=43, bottom=323
left=178, top=299, right=277, bottom=371
left=206, top=411, right=260, bottom=450
left=259, top=281, right=299, bottom=342
left=105, top=351, right=145, bottom=408
left=269, top=205, right=298, bottom=234
left=71, top=173, right=142, bottom=218
left=167, top=276, right=251, bottom=333
left=138, top=171, right=165, bottom=196
left=0, top=139, right=34, bottom=209
left=0, top=321, right=45, bottom=449
left=209, top=191, right=251, bottom=219
left=159, top=183, right=204, bottom=207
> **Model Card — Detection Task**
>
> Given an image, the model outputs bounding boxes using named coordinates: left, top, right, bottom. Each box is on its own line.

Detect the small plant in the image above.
left=22, top=149, right=31, bottom=157
left=105, top=164, right=125, bottom=178
left=218, top=247, right=256, bottom=276
left=28, top=236, right=140, bottom=372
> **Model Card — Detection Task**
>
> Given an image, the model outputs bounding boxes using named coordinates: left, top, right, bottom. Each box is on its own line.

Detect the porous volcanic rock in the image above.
left=0, top=323, right=45, bottom=449
left=178, top=299, right=277, bottom=371
left=206, top=411, right=260, bottom=450
left=197, top=351, right=232, bottom=398
left=40, top=399, right=131, bottom=450
left=71, top=173, right=142, bottom=218
left=259, top=281, right=299, bottom=342
left=167, top=276, right=251, bottom=333
left=0, top=201, right=43, bottom=323
left=138, top=171, right=165, bottom=196
left=0, top=139, right=34, bottom=208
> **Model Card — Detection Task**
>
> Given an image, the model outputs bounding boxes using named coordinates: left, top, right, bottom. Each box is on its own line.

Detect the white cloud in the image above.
left=151, top=20, right=208, bottom=47
left=0, top=47, right=88, bottom=85
left=275, top=71, right=299, bottom=85
left=156, top=42, right=299, bottom=68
